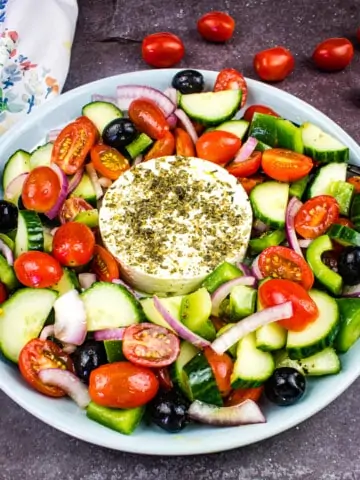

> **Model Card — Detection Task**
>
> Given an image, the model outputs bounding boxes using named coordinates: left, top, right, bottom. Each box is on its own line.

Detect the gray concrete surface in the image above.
left=1, top=0, right=360, bottom=478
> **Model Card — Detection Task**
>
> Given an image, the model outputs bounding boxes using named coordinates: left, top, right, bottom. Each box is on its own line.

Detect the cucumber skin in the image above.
left=303, top=146, right=349, bottom=164
left=0, top=254, right=18, bottom=290
left=327, top=224, right=360, bottom=248
left=287, top=321, right=340, bottom=360
left=15, top=210, right=44, bottom=258
left=86, top=402, right=144, bottom=435
left=250, top=182, right=289, bottom=229
left=335, top=298, right=360, bottom=353
left=350, top=194, right=360, bottom=232
left=2, top=150, right=30, bottom=192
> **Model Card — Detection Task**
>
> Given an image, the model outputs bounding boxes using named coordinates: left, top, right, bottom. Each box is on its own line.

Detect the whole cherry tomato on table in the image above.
left=312, top=38, right=354, bottom=71
left=142, top=32, right=185, bottom=68
left=144, top=131, right=175, bottom=161
left=91, top=245, right=119, bottom=282
left=214, top=68, right=248, bottom=107
left=294, top=196, right=340, bottom=239
left=174, top=128, right=195, bottom=157
left=254, top=47, right=295, bottom=82
left=204, top=347, right=233, bottom=397
left=0, top=282, right=7, bottom=303
left=129, top=98, right=169, bottom=140
left=91, top=144, right=129, bottom=180
left=261, top=149, right=313, bottom=183
left=59, top=197, right=93, bottom=224
left=226, top=151, right=262, bottom=178
left=14, top=251, right=63, bottom=288
left=52, top=222, right=95, bottom=267
left=197, top=11, right=235, bottom=43
left=243, top=105, right=280, bottom=123
left=196, top=130, right=241, bottom=165
left=22, top=166, right=61, bottom=213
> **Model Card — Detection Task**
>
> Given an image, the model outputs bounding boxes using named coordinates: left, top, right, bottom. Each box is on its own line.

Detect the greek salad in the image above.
left=1, top=68, right=360, bottom=436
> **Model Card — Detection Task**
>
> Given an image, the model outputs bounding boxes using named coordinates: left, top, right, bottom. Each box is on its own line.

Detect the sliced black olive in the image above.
left=338, top=247, right=360, bottom=285
left=102, top=118, right=138, bottom=149
left=148, top=388, right=190, bottom=433
left=172, top=70, right=204, bottom=94
left=72, top=340, right=108, bottom=384
left=264, top=367, right=306, bottom=406
left=0, top=200, right=18, bottom=232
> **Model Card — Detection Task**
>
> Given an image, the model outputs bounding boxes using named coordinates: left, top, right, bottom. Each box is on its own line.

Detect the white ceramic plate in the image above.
left=1, top=69, right=360, bottom=456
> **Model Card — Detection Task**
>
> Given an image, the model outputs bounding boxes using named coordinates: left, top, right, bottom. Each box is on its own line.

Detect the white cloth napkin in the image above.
left=0, top=0, right=78, bottom=134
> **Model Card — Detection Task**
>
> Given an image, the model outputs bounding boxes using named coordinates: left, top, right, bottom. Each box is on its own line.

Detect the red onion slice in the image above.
left=342, top=284, right=360, bottom=298
left=67, top=168, right=84, bottom=195
left=54, top=289, right=87, bottom=346
left=0, top=239, right=14, bottom=266
left=298, top=239, right=313, bottom=249
left=233, top=137, right=257, bottom=164
left=188, top=399, right=266, bottom=426
left=211, top=276, right=257, bottom=316
left=211, top=301, right=293, bottom=355
left=116, top=85, right=175, bottom=117
left=236, top=262, right=252, bottom=277
left=167, top=113, right=178, bottom=130
left=94, top=327, right=125, bottom=341
left=163, top=88, right=178, bottom=105
left=78, top=273, right=97, bottom=290
left=133, top=154, right=143, bottom=166
left=46, top=129, right=62, bottom=143
left=91, top=94, right=118, bottom=105
left=45, top=164, right=69, bottom=220
left=174, top=109, right=198, bottom=145
left=251, top=255, right=263, bottom=280
left=4, top=172, right=28, bottom=204
left=85, top=164, right=103, bottom=200
left=153, top=296, right=210, bottom=348
left=286, top=197, right=303, bottom=257
left=38, top=369, right=90, bottom=408
left=39, top=325, right=55, bottom=341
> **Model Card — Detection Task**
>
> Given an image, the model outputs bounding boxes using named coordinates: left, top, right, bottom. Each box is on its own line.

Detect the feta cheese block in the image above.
left=99, top=156, right=252, bottom=296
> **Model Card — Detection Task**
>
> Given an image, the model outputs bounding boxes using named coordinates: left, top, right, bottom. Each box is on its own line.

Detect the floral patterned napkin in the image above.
left=0, top=0, right=78, bottom=134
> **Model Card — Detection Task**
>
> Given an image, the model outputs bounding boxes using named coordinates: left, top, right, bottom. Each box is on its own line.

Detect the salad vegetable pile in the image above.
left=1, top=68, right=360, bottom=436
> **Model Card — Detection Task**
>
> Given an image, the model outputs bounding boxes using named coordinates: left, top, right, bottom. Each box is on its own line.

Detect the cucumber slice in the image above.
left=201, top=261, right=243, bottom=294
left=250, top=181, right=289, bottom=228
left=74, top=209, right=99, bottom=228
left=329, top=180, right=354, bottom=216
left=70, top=173, right=97, bottom=206
left=81, top=282, right=143, bottom=331
left=231, top=332, right=275, bottom=388
left=275, top=348, right=341, bottom=375
left=350, top=194, right=360, bottom=231
left=0, top=288, right=58, bottom=362
left=289, top=176, right=309, bottom=200
left=15, top=210, right=44, bottom=258
left=214, top=120, right=249, bottom=139
left=274, top=350, right=305, bottom=373
left=286, top=289, right=339, bottom=359
left=335, top=298, right=360, bottom=353
left=82, top=101, right=123, bottom=134
left=183, top=352, right=223, bottom=406
left=171, top=341, right=199, bottom=397
left=0, top=254, right=18, bottom=290
left=104, top=340, right=124, bottom=362
left=255, top=140, right=272, bottom=152
left=327, top=224, right=360, bottom=247
left=276, top=119, right=304, bottom=153
left=179, top=90, right=242, bottom=126
left=219, top=285, right=257, bottom=321
left=306, top=235, right=343, bottom=295
left=2, top=150, right=30, bottom=192
left=29, top=143, right=53, bottom=169
left=247, top=112, right=278, bottom=146
left=125, top=133, right=153, bottom=160
left=301, top=122, right=349, bottom=163
left=51, top=268, right=79, bottom=296
left=249, top=229, right=286, bottom=254
left=256, top=323, right=287, bottom=352
left=180, top=288, right=215, bottom=341
left=307, top=162, right=347, bottom=199
left=215, top=323, right=238, bottom=357
left=140, top=295, right=182, bottom=331
left=86, top=402, right=144, bottom=435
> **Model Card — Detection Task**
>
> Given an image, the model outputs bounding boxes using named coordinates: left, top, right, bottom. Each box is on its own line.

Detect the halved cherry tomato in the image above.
left=226, top=151, right=262, bottom=178
left=262, top=148, right=313, bottom=182
left=225, top=386, right=264, bottom=406
left=154, top=367, right=173, bottom=391
left=294, top=195, right=340, bottom=239
left=259, top=279, right=319, bottom=331
left=254, top=47, right=295, bottom=82
left=122, top=323, right=180, bottom=368
left=214, top=68, right=247, bottom=107
left=192, top=120, right=206, bottom=136
left=243, top=105, right=280, bottom=123
left=14, top=251, right=63, bottom=288
left=89, top=362, right=159, bottom=408
left=129, top=98, right=169, bottom=140
left=204, top=347, right=233, bottom=397
left=144, top=131, right=175, bottom=161
left=238, top=174, right=265, bottom=195
left=22, top=166, right=61, bottom=213
left=59, top=197, right=93, bottom=224
left=52, top=222, right=95, bottom=267
left=312, top=38, right=354, bottom=72
left=196, top=130, right=241, bottom=165
left=90, top=144, right=129, bottom=180
left=347, top=176, right=360, bottom=194
left=258, top=246, right=314, bottom=290
left=174, top=128, right=195, bottom=157
left=52, top=116, right=97, bottom=174
left=91, top=244, right=119, bottom=282
left=0, top=282, right=7, bottom=303
left=335, top=217, right=354, bottom=228
left=197, top=12, right=235, bottom=43
left=142, top=32, right=185, bottom=68
left=19, top=339, right=74, bottom=397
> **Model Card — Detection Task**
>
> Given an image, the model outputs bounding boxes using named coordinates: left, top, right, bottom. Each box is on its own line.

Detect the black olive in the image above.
left=0, top=200, right=18, bottom=232
left=265, top=367, right=306, bottom=406
left=72, top=340, right=108, bottom=384
left=321, top=251, right=338, bottom=273
left=338, top=247, right=360, bottom=285
left=172, top=70, right=204, bottom=94
left=148, top=388, right=190, bottom=433
left=102, top=118, right=138, bottom=149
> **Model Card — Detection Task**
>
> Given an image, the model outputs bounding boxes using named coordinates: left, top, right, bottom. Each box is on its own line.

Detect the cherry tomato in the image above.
left=144, top=131, right=175, bottom=161
left=335, top=217, right=354, bottom=229
left=225, top=386, right=264, bottom=406
left=204, top=347, right=233, bottom=397
left=294, top=195, right=340, bottom=239
left=261, top=148, right=313, bottom=182
left=196, top=131, right=241, bottom=165
left=174, top=128, right=195, bottom=157
left=312, top=38, right=354, bottom=72
left=91, top=245, right=119, bottom=282
left=89, top=362, right=159, bottom=409
left=258, top=245, right=314, bottom=290
left=226, top=151, right=262, bottom=178
left=238, top=174, right=265, bottom=195
left=19, top=339, right=74, bottom=397
left=243, top=105, right=280, bottom=123
left=90, top=144, right=129, bottom=180
left=52, top=222, right=95, bottom=267
left=52, top=116, right=97, bottom=175
left=122, top=323, right=180, bottom=368
left=142, top=32, right=185, bottom=68
left=154, top=367, right=173, bottom=391
left=197, top=11, right=235, bottom=43
left=214, top=68, right=247, bottom=107
left=347, top=176, right=360, bottom=194
left=192, top=120, right=206, bottom=136
left=0, top=282, right=7, bottom=303
left=22, top=166, right=61, bottom=213
left=59, top=197, right=93, bottom=224
left=129, top=98, right=169, bottom=140
left=14, top=251, right=63, bottom=288
left=254, top=47, right=295, bottom=82
left=258, top=279, right=319, bottom=331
